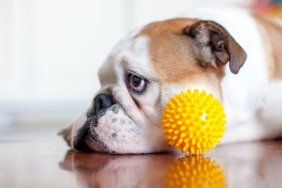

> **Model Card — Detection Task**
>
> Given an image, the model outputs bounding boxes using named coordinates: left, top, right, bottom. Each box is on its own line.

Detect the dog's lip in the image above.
left=88, top=123, right=108, bottom=152
left=72, top=117, right=94, bottom=151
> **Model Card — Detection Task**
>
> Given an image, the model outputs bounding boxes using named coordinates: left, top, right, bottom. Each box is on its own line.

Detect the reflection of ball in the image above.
left=162, top=89, right=226, bottom=154
left=165, top=156, right=227, bottom=188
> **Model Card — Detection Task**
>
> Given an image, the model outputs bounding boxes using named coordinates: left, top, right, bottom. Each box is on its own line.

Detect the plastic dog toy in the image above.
left=162, top=89, right=226, bottom=154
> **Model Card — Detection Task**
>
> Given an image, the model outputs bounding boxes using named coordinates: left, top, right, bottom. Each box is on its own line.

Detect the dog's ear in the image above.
left=58, top=114, right=90, bottom=151
left=58, top=125, right=72, bottom=146
left=183, top=20, right=247, bottom=74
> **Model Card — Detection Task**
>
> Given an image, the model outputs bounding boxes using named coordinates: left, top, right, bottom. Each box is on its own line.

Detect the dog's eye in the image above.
left=127, top=73, right=147, bottom=93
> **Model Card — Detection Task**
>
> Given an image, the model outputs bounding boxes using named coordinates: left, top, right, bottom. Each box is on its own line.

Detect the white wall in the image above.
left=0, top=0, right=253, bottom=125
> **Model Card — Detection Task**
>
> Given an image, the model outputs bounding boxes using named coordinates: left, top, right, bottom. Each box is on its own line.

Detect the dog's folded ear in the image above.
left=58, top=114, right=90, bottom=151
left=58, top=125, right=72, bottom=146
left=183, top=20, right=247, bottom=74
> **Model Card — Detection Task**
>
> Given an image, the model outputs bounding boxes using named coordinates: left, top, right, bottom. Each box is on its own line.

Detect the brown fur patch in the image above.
left=253, top=13, right=282, bottom=80
left=139, top=18, right=223, bottom=89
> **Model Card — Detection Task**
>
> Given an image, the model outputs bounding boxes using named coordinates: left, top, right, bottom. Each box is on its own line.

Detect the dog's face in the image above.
left=60, top=18, right=246, bottom=154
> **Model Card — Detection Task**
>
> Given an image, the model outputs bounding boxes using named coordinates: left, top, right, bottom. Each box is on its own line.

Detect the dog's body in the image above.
left=60, top=7, right=282, bottom=154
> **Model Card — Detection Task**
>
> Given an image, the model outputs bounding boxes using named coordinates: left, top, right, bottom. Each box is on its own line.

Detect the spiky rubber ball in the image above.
left=161, top=89, right=226, bottom=154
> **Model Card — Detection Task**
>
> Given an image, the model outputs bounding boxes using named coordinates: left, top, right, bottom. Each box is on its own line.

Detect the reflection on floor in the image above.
left=0, top=126, right=282, bottom=188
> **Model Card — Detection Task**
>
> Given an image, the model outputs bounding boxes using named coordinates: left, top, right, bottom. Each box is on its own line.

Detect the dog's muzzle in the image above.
left=72, top=92, right=115, bottom=151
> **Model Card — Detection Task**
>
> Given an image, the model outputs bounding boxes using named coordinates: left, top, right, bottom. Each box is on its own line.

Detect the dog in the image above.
left=59, top=7, right=282, bottom=154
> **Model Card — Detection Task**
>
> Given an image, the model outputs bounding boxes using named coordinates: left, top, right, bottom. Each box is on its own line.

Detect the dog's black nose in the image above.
left=94, top=93, right=114, bottom=115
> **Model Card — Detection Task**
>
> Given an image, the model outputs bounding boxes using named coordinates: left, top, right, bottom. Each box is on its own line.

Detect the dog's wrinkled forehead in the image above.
left=98, top=30, right=156, bottom=87
left=99, top=18, right=201, bottom=86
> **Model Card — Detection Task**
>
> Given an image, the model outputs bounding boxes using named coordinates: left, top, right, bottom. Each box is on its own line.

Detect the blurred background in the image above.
left=0, top=0, right=281, bottom=129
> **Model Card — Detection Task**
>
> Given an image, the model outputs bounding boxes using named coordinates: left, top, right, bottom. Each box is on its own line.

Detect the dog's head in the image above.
left=59, top=18, right=247, bottom=154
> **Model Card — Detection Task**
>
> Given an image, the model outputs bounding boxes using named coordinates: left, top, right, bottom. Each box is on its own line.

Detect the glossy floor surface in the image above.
left=1, top=126, right=282, bottom=188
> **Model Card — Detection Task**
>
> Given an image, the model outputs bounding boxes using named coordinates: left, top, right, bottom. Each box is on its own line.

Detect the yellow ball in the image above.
left=161, top=89, right=226, bottom=154
left=165, top=156, right=227, bottom=188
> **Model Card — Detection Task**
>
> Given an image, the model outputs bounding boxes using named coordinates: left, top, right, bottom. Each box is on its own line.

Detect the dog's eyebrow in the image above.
left=127, top=70, right=147, bottom=80
left=120, top=56, right=159, bottom=82
left=127, top=69, right=160, bottom=83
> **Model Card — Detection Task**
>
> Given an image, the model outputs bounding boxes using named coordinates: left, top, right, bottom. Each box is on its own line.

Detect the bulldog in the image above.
left=59, top=7, right=282, bottom=154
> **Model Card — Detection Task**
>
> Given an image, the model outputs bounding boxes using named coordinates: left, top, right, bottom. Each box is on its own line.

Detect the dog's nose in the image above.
left=94, top=93, right=114, bottom=114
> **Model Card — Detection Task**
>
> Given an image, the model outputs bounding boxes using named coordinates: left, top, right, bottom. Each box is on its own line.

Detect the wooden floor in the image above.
left=1, top=126, right=282, bottom=188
